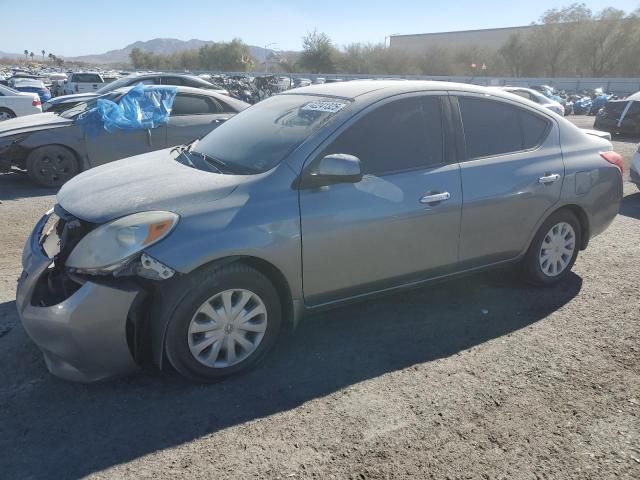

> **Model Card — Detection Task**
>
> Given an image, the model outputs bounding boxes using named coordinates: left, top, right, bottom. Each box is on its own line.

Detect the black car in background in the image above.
left=594, top=95, right=640, bottom=137
left=43, top=73, right=229, bottom=113
left=0, top=86, right=248, bottom=186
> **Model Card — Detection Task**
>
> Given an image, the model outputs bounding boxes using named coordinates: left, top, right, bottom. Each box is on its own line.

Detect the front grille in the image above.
left=31, top=206, right=96, bottom=307
left=52, top=205, right=95, bottom=267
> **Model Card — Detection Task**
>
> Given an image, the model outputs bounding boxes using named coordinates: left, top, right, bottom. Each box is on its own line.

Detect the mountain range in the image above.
left=1, top=38, right=279, bottom=65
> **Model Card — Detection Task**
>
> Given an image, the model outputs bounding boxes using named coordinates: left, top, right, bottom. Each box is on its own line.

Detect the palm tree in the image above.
left=23, top=49, right=28, bottom=61
left=48, top=53, right=53, bottom=62
left=29, top=51, right=34, bottom=61
left=41, top=49, right=45, bottom=61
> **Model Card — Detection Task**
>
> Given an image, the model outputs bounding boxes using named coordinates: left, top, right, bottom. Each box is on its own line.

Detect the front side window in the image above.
left=171, top=94, right=222, bottom=115
left=459, top=97, right=549, bottom=159
left=324, top=96, right=444, bottom=175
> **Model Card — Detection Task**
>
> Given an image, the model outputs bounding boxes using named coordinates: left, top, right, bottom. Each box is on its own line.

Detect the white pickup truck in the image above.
left=62, top=72, right=105, bottom=95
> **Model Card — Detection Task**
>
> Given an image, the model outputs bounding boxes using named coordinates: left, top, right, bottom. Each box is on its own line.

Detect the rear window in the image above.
left=459, top=97, right=550, bottom=159
left=604, top=101, right=628, bottom=117
left=72, top=74, right=103, bottom=83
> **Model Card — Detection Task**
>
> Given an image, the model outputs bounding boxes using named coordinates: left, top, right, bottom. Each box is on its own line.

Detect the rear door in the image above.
left=451, top=94, right=563, bottom=267
left=165, top=93, right=232, bottom=146
left=299, top=93, right=462, bottom=305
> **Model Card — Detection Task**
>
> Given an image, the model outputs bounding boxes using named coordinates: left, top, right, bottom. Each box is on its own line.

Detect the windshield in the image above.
left=60, top=92, right=120, bottom=118
left=191, top=95, right=351, bottom=173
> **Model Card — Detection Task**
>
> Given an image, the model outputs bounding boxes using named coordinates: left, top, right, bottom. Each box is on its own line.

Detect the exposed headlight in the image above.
left=66, top=211, right=179, bottom=273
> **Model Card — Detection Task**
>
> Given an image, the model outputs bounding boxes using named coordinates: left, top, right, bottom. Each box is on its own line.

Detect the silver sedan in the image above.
left=17, top=81, right=623, bottom=382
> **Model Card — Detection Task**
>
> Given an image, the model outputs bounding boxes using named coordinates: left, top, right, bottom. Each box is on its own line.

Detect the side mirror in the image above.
left=301, top=153, right=362, bottom=188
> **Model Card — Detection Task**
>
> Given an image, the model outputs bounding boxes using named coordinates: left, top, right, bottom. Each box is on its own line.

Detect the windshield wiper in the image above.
left=195, top=151, right=230, bottom=171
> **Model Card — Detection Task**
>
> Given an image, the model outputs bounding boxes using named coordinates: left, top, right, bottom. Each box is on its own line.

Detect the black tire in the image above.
left=26, top=145, right=80, bottom=187
left=520, top=209, right=581, bottom=286
left=0, top=108, right=16, bottom=121
left=163, top=263, right=282, bottom=382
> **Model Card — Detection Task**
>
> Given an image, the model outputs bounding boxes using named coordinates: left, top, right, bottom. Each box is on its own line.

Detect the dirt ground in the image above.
left=0, top=116, right=639, bottom=480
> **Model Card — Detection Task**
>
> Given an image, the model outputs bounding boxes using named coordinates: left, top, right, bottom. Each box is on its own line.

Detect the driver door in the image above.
left=84, top=124, right=167, bottom=167
left=299, top=94, right=462, bottom=306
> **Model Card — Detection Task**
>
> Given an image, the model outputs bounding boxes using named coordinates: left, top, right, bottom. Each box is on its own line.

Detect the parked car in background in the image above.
left=15, top=81, right=623, bottom=383
left=594, top=92, right=640, bottom=137
left=572, top=96, right=593, bottom=115
left=0, top=86, right=248, bottom=186
left=631, top=144, right=640, bottom=189
left=293, top=78, right=312, bottom=88
left=0, top=84, right=42, bottom=121
left=44, top=73, right=229, bottom=113
left=49, top=73, right=68, bottom=97
left=8, top=78, right=51, bottom=103
left=496, top=87, right=565, bottom=115
left=62, top=72, right=105, bottom=95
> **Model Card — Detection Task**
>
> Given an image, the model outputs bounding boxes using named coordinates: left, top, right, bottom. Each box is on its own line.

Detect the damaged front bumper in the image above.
left=16, top=210, right=142, bottom=382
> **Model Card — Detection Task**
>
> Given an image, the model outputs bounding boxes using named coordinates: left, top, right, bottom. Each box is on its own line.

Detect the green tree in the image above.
left=23, top=49, right=28, bottom=61
left=575, top=8, right=630, bottom=76
left=530, top=3, right=592, bottom=76
left=299, top=30, right=337, bottom=73
left=498, top=33, right=527, bottom=77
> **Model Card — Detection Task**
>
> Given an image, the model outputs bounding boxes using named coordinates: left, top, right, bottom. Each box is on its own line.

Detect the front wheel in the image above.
left=26, top=145, right=80, bottom=187
left=163, top=263, right=282, bottom=382
left=521, top=209, right=581, bottom=286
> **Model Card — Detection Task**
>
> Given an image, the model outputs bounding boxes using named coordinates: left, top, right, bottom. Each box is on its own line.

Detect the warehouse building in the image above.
left=390, top=25, right=540, bottom=53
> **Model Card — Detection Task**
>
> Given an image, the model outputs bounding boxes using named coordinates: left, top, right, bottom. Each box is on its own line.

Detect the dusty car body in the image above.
left=44, top=73, right=228, bottom=113
left=17, top=81, right=623, bottom=383
left=0, top=85, right=248, bottom=186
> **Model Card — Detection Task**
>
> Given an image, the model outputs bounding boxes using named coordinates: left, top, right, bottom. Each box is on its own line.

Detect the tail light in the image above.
left=600, top=151, right=624, bottom=174
left=32, top=98, right=41, bottom=107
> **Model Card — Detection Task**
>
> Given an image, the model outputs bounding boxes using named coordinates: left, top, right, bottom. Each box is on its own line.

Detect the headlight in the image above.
left=66, top=211, right=179, bottom=272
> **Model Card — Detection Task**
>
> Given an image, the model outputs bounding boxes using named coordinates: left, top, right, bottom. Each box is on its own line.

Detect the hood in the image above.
left=48, top=93, right=97, bottom=105
left=0, top=112, right=72, bottom=137
left=57, top=148, right=245, bottom=223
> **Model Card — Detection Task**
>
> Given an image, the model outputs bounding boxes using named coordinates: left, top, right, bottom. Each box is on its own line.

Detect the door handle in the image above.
left=420, top=192, right=451, bottom=205
left=538, top=173, right=561, bottom=184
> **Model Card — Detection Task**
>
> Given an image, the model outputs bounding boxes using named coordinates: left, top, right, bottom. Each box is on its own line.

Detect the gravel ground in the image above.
left=0, top=116, right=639, bottom=479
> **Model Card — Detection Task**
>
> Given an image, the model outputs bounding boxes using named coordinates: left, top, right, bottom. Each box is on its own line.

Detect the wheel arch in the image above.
left=559, top=204, right=590, bottom=250
left=522, top=203, right=591, bottom=260
left=146, top=255, right=297, bottom=370
left=0, top=106, right=16, bottom=117
left=26, top=143, right=84, bottom=169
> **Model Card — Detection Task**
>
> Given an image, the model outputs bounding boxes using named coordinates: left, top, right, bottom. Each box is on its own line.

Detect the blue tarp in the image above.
left=78, top=83, right=176, bottom=133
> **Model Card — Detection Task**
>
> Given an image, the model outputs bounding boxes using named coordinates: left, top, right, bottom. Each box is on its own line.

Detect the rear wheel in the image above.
left=0, top=108, right=16, bottom=121
left=26, top=145, right=80, bottom=187
left=521, top=209, right=581, bottom=286
left=163, top=263, right=282, bottom=382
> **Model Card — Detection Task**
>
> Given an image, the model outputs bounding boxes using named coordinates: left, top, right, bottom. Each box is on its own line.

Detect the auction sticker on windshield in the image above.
left=301, top=101, right=347, bottom=113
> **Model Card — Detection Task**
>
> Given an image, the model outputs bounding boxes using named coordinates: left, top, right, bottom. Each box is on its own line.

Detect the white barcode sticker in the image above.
left=301, top=101, right=347, bottom=113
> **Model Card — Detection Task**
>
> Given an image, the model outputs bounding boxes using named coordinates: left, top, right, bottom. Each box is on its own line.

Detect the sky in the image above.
left=1, top=0, right=638, bottom=57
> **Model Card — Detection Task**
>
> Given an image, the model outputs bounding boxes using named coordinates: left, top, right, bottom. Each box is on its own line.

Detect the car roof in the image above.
left=286, top=80, right=543, bottom=103
left=113, top=85, right=220, bottom=96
